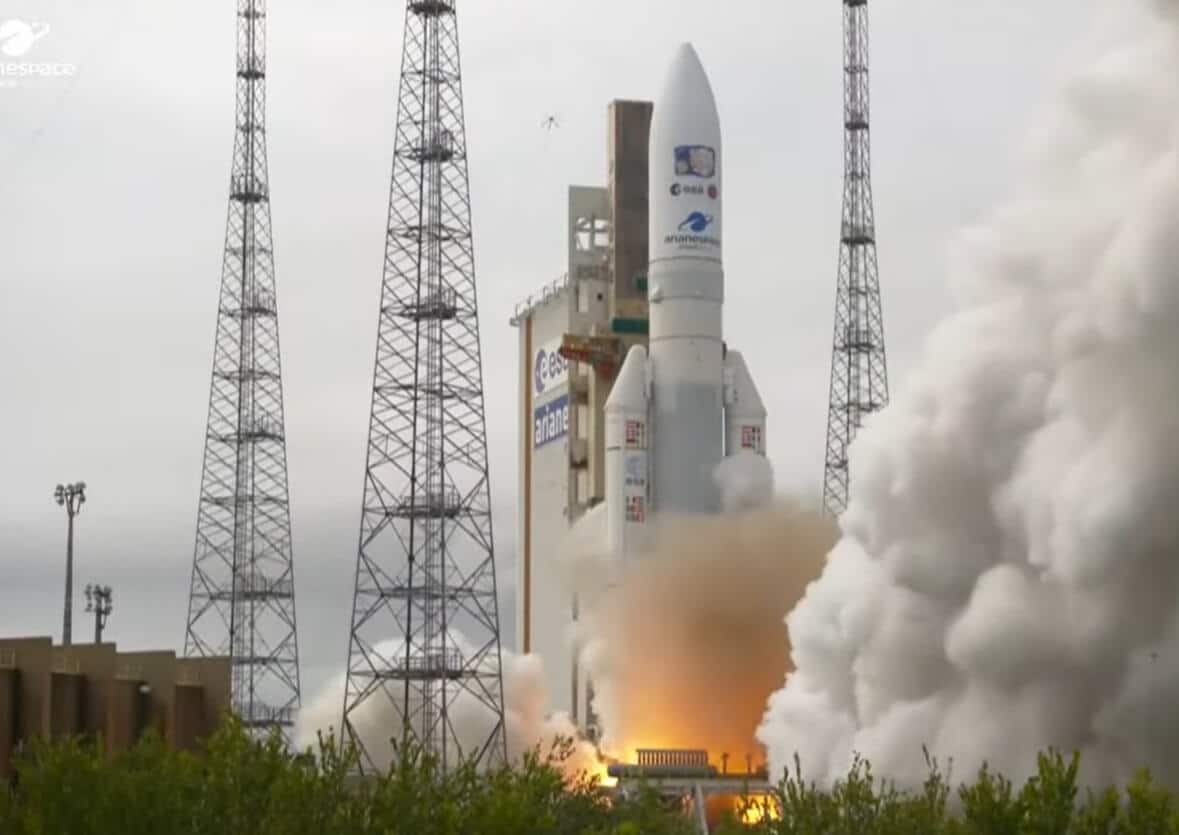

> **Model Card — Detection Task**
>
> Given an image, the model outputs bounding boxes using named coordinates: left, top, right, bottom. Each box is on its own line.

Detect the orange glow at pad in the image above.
left=739, top=797, right=780, bottom=825
left=574, top=502, right=836, bottom=779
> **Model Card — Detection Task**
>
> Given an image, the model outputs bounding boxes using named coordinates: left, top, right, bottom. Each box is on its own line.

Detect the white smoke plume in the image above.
left=293, top=462, right=832, bottom=779
left=715, top=450, right=777, bottom=513
left=295, top=639, right=599, bottom=776
left=758, top=0, right=1179, bottom=790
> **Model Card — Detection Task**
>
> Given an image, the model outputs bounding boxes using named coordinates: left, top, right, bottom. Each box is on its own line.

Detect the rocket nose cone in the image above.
left=656, top=41, right=719, bottom=126
left=671, top=42, right=705, bottom=79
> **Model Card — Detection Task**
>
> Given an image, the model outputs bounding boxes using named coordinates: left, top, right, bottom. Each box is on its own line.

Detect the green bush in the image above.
left=2, top=720, right=1178, bottom=835
left=0, top=719, right=697, bottom=835
left=742, top=749, right=1179, bottom=835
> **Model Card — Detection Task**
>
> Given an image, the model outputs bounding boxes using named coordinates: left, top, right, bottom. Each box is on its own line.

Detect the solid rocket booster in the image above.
left=604, top=43, right=767, bottom=558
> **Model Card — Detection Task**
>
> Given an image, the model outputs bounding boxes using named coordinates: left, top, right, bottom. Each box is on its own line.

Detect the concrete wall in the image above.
left=0, top=638, right=53, bottom=744
left=567, top=186, right=612, bottom=518
left=0, top=664, right=17, bottom=780
left=105, top=676, right=144, bottom=754
left=53, top=643, right=116, bottom=742
left=171, top=683, right=206, bottom=752
left=48, top=671, right=85, bottom=739
left=0, top=636, right=230, bottom=773
left=175, top=655, right=232, bottom=745
left=117, top=650, right=178, bottom=740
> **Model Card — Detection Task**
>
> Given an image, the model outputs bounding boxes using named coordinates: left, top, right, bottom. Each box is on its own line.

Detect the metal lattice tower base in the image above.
left=821, top=0, right=890, bottom=516
left=183, top=0, right=301, bottom=736
left=340, top=0, right=507, bottom=774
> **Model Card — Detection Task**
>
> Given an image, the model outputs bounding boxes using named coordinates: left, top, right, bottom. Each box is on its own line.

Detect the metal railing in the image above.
left=510, top=273, right=569, bottom=325
left=637, top=749, right=710, bottom=769
left=239, top=702, right=296, bottom=727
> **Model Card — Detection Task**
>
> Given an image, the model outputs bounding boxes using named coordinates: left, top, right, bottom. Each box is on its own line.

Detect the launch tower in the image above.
left=183, top=0, right=302, bottom=736
left=340, top=0, right=508, bottom=773
left=821, top=0, right=890, bottom=516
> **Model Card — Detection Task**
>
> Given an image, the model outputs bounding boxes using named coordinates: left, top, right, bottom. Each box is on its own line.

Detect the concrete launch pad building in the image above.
left=511, top=100, right=654, bottom=730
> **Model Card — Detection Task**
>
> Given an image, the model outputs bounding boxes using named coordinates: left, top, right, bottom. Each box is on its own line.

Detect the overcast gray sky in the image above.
left=0, top=1, right=1093, bottom=701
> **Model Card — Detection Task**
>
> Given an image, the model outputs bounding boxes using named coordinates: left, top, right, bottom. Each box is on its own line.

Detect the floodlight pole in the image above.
left=85, top=583, right=113, bottom=643
left=54, top=482, right=87, bottom=646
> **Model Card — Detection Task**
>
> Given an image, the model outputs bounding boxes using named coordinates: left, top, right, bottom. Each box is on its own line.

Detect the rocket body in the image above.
left=604, top=42, right=767, bottom=557
left=647, top=43, right=725, bottom=515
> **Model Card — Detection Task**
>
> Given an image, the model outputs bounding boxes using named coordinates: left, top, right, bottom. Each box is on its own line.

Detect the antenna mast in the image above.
left=821, top=0, right=890, bottom=516
left=183, top=0, right=302, bottom=736
left=340, top=0, right=507, bottom=773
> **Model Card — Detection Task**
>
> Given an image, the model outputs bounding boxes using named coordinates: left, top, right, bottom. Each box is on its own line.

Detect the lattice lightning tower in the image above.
left=340, top=0, right=507, bottom=773
left=821, top=0, right=890, bottom=516
left=183, top=0, right=301, bottom=736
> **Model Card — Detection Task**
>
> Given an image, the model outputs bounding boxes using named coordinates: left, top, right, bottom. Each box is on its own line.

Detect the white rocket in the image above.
left=604, top=42, right=767, bottom=559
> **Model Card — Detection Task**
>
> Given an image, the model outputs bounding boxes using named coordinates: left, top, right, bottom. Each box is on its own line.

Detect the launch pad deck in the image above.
left=606, top=749, right=773, bottom=834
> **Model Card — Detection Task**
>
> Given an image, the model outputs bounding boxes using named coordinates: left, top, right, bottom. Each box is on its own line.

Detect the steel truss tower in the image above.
left=340, top=0, right=507, bottom=773
left=183, top=0, right=301, bottom=736
left=821, top=0, right=890, bottom=516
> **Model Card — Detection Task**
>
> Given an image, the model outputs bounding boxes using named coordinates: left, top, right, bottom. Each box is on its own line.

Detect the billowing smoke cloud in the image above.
left=715, top=450, right=777, bottom=513
left=759, top=0, right=1179, bottom=790
left=573, top=456, right=836, bottom=768
left=296, top=457, right=833, bottom=778
left=296, top=639, right=599, bottom=776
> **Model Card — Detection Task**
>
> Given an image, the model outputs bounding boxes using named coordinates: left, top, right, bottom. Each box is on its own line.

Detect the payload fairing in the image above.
left=604, top=43, right=767, bottom=558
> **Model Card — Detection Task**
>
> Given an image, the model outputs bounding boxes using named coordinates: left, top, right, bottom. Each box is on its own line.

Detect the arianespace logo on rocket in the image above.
left=665, top=210, right=719, bottom=251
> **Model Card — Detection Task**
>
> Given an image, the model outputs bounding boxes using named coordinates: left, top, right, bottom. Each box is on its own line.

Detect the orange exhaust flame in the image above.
left=738, top=796, right=780, bottom=825
left=576, top=502, right=836, bottom=783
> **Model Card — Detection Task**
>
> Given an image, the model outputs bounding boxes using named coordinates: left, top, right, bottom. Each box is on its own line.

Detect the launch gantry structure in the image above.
left=821, top=0, right=890, bottom=516
left=183, top=0, right=302, bottom=737
left=340, top=0, right=508, bottom=773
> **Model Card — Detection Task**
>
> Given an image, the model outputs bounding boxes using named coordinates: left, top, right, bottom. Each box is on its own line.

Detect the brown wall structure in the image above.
left=608, top=99, right=654, bottom=319
left=0, top=637, right=230, bottom=779
left=53, top=643, right=116, bottom=741
left=589, top=99, right=652, bottom=505
left=176, top=656, right=232, bottom=745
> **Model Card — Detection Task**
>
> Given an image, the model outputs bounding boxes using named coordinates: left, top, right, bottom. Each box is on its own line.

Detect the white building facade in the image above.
left=512, top=186, right=610, bottom=724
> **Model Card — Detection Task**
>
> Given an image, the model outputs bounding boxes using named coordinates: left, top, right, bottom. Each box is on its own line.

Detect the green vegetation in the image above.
left=0, top=719, right=698, bottom=835
left=738, top=750, right=1179, bottom=835
left=1, top=721, right=1177, bottom=834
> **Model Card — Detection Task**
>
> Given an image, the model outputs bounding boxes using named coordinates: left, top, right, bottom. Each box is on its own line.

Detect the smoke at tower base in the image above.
left=295, top=455, right=835, bottom=778
left=295, top=636, right=600, bottom=776
left=758, top=0, right=1179, bottom=790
